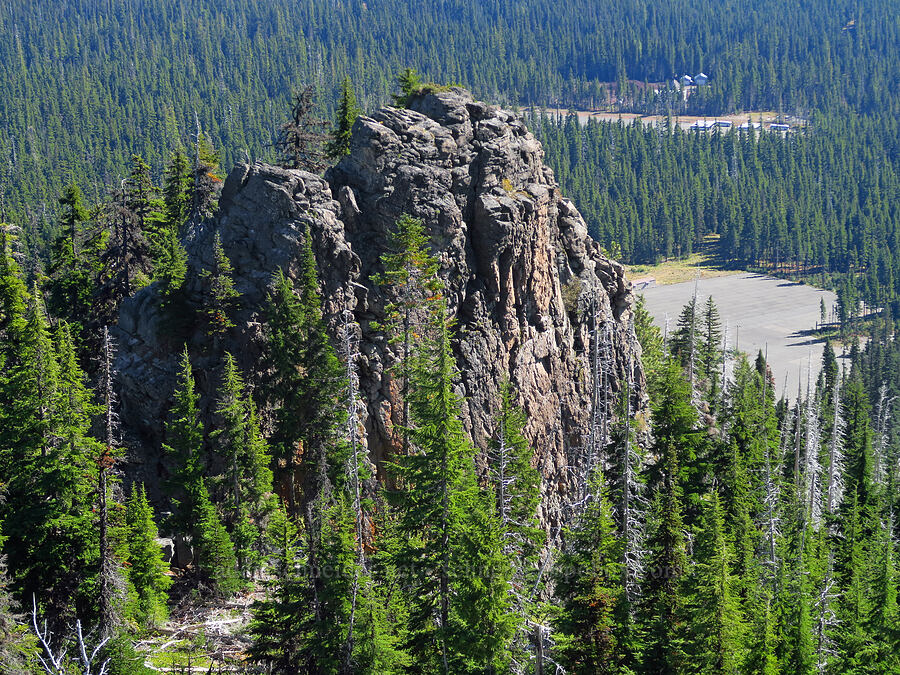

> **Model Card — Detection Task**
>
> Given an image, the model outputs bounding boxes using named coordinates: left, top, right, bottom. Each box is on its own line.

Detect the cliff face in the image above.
left=114, top=88, right=644, bottom=527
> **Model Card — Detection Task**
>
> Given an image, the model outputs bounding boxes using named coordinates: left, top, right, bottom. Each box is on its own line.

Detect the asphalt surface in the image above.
left=639, top=273, right=838, bottom=400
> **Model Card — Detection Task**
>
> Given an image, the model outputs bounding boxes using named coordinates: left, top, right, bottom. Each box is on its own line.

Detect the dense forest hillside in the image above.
left=532, top=112, right=900, bottom=312
left=2, top=0, right=898, bottom=239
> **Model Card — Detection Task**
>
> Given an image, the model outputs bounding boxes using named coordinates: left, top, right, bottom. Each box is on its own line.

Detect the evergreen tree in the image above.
left=391, top=305, right=515, bottom=673
left=247, top=505, right=307, bottom=672
left=262, top=234, right=345, bottom=514
left=698, top=295, right=723, bottom=397
left=275, top=86, right=330, bottom=172
left=1, top=301, right=101, bottom=628
left=0, top=520, right=38, bottom=673
left=327, top=76, right=361, bottom=159
left=393, top=68, right=423, bottom=106
left=684, top=491, right=747, bottom=672
left=199, top=232, right=241, bottom=340
left=669, top=293, right=699, bottom=387
left=372, top=213, right=443, bottom=451
left=189, top=131, right=222, bottom=225
left=47, top=184, right=103, bottom=344
left=124, top=484, right=172, bottom=629
left=162, top=348, right=205, bottom=534
left=212, top=352, right=273, bottom=516
left=489, top=380, right=545, bottom=670
left=194, top=479, right=241, bottom=597
left=554, top=466, right=624, bottom=673
left=153, top=150, right=191, bottom=299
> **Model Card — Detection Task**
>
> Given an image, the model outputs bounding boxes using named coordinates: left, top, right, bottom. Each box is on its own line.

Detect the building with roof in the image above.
left=695, top=72, right=709, bottom=86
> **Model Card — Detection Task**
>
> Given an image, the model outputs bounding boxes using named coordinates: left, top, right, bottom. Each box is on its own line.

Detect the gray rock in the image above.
left=113, top=89, right=645, bottom=531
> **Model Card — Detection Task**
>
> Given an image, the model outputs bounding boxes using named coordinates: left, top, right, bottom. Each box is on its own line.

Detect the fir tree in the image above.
left=47, top=183, right=103, bottom=344
left=162, top=348, right=205, bottom=535
left=698, top=295, right=723, bottom=398
left=2, top=303, right=101, bottom=628
left=393, top=68, right=423, bottom=106
left=371, top=213, right=443, bottom=451
left=554, top=466, right=624, bottom=673
left=189, top=130, right=222, bottom=225
left=153, top=150, right=190, bottom=299
left=327, top=76, right=361, bottom=159
left=124, top=484, right=172, bottom=629
left=212, top=352, right=273, bottom=517
left=262, top=234, right=345, bottom=514
left=194, top=479, right=241, bottom=597
left=684, top=491, right=747, bottom=672
left=391, top=304, right=514, bottom=673
left=199, top=232, right=241, bottom=341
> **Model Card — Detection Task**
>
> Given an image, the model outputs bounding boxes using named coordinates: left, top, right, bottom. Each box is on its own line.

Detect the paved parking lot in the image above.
left=639, top=273, right=838, bottom=399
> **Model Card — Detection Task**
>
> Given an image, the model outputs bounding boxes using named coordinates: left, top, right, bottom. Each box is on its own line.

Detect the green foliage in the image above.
left=212, top=352, right=273, bottom=516
left=392, top=68, right=424, bottom=106
left=683, top=491, right=747, bottom=672
left=47, top=184, right=104, bottom=346
left=554, top=467, right=624, bottom=672
left=125, top=484, right=172, bottom=629
left=262, top=234, right=346, bottom=512
left=327, top=76, right=361, bottom=159
left=194, top=480, right=242, bottom=597
left=162, top=348, right=205, bottom=533
left=199, top=232, right=240, bottom=338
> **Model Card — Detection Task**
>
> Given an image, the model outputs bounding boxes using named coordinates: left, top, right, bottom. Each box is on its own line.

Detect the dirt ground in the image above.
left=638, top=273, right=839, bottom=399
left=537, top=108, right=805, bottom=131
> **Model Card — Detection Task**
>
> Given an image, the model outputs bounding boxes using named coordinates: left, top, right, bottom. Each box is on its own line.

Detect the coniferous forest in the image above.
left=1, top=0, right=900, bottom=673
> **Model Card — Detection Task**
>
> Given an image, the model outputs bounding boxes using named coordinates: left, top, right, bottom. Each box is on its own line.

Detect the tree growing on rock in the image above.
left=275, top=86, right=330, bottom=172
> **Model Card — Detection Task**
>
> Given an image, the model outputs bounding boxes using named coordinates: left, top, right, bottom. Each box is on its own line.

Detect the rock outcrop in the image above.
left=114, top=88, right=644, bottom=528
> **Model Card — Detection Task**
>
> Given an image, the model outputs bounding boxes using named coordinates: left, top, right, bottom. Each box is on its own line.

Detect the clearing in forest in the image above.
left=638, top=272, right=838, bottom=399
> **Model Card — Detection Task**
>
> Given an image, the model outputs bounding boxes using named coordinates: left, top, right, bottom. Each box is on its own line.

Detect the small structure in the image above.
left=769, top=123, right=790, bottom=132
left=689, top=120, right=717, bottom=132
left=681, top=74, right=694, bottom=87
left=695, top=72, right=709, bottom=86
left=738, top=121, right=762, bottom=131
left=715, top=120, right=733, bottom=129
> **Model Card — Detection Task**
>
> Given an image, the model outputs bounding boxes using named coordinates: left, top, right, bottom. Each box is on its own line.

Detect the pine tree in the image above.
left=372, top=213, right=443, bottom=452
left=327, top=76, right=361, bottom=159
left=0, top=519, right=38, bottom=673
left=212, top=352, right=273, bottom=516
left=684, top=491, right=747, bottom=672
left=199, top=232, right=241, bottom=341
left=124, top=484, right=172, bottom=629
left=393, top=68, right=423, bottom=106
left=153, top=150, right=190, bottom=299
left=641, top=364, right=693, bottom=672
left=247, top=505, right=306, bottom=672
left=634, top=294, right=665, bottom=386
left=698, top=295, right=723, bottom=397
left=391, top=305, right=514, bottom=673
left=189, top=130, right=222, bottom=225
left=194, top=479, right=241, bottom=597
left=47, top=183, right=102, bottom=344
left=489, top=381, right=545, bottom=671
left=262, top=233, right=345, bottom=514
left=1, top=301, right=101, bottom=628
left=162, top=348, right=205, bottom=535
left=554, top=466, right=624, bottom=673
left=669, top=292, right=699, bottom=388
left=101, top=155, right=156, bottom=308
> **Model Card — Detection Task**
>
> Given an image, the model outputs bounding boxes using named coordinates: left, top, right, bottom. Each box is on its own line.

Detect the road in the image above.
left=638, top=273, right=838, bottom=399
